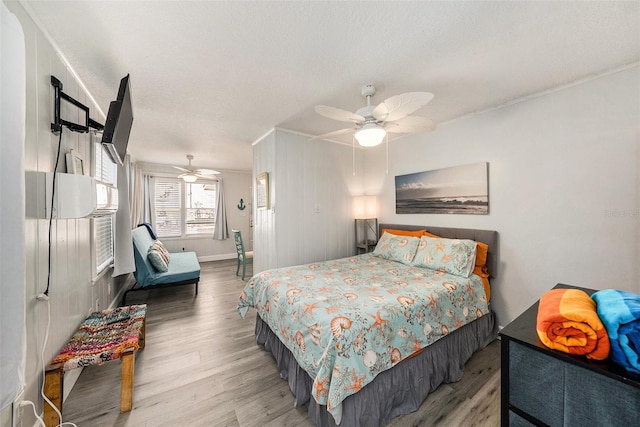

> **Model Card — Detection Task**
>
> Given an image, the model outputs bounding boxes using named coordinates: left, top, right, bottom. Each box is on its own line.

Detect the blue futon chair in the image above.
left=123, top=226, right=200, bottom=304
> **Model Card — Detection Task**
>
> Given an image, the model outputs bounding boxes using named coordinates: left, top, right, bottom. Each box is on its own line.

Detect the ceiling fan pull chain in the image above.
left=386, top=133, right=389, bottom=175
left=352, top=134, right=356, bottom=176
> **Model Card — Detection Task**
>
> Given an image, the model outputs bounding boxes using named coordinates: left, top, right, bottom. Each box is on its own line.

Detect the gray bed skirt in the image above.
left=255, top=311, right=498, bottom=427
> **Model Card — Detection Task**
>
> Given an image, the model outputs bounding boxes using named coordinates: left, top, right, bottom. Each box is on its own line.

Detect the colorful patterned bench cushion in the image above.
left=50, top=304, right=147, bottom=371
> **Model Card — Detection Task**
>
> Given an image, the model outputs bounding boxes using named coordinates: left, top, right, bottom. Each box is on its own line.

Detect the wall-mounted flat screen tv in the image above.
left=101, top=74, right=133, bottom=166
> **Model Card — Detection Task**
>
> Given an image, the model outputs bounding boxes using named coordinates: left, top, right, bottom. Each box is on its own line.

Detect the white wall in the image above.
left=1, top=0, right=26, bottom=418
left=253, top=129, right=364, bottom=272
left=252, top=130, right=277, bottom=272
left=366, top=66, right=640, bottom=327
left=137, top=162, right=253, bottom=259
left=4, top=2, right=130, bottom=425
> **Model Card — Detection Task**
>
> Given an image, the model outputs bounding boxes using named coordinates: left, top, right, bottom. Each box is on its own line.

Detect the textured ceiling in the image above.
left=21, top=1, right=640, bottom=171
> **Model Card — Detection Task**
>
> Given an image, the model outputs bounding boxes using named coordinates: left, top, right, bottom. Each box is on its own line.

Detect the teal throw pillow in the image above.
left=412, top=236, right=477, bottom=277
left=148, top=243, right=169, bottom=273
left=372, top=232, right=420, bottom=265
left=153, top=240, right=171, bottom=264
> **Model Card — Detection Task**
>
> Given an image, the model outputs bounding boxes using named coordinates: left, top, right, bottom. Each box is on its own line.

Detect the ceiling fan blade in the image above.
left=373, top=92, right=434, bottom=122
left=315, top=105, right=365, bottom=123
left=194, top=168, right=220, bottom=175
left=311, top=128, right=354, bottom=141
left=386, top=134, right=404, bottom=143
left=195, top=173, right=219, bottom=179
left=173, top=166, right=191, bottom=172
left=385, top=115, right=437, bottom=134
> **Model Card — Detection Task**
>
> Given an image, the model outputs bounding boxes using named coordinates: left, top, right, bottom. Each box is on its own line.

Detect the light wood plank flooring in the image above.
left=62, top=260, right=501, bottom=427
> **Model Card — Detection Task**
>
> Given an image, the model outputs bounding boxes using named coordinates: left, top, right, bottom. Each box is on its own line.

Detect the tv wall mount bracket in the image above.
left=50, top=76, right=104, bottom=135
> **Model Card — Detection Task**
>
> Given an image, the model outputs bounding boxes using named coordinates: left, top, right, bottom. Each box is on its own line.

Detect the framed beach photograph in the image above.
left=256, top=172, right=269, bottom=209
left=66, top=149, right=84, bottom=175
left=395, top=162, right=489, bottom=214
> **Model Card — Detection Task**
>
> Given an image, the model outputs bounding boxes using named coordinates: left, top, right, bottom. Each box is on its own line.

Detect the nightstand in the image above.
left=499, top=283, right=640, bottom=427
left=355, top=218, right=377, bottom=254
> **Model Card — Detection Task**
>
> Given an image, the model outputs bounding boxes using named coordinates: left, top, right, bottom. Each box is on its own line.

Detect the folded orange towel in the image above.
left=536, top=288, right=610, bottom=360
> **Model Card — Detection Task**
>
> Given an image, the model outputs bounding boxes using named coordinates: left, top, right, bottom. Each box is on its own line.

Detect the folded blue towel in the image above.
left=592, top=289, right=640, bottom=373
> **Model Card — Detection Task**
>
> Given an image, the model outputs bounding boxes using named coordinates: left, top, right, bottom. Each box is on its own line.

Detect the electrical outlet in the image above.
left=107, top=284, right=111, bottom=295
left=12, top=389, right=24, bottom=426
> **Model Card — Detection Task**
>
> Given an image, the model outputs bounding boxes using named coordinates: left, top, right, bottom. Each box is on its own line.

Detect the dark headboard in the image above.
left=379, top=224, right=499, bottom=279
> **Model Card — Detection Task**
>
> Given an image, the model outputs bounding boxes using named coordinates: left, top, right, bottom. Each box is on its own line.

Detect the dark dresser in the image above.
left=499, top=283, right=640, bottom=426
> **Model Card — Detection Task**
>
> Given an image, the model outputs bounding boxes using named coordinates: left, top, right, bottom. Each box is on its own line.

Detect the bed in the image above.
left=237, top=224, right=498, bottom=426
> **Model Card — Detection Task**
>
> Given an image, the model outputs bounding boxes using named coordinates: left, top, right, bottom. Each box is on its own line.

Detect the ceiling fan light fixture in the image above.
left=355, top=123, right=386, bottom=147
left=182, top=173, right=198, bottom=183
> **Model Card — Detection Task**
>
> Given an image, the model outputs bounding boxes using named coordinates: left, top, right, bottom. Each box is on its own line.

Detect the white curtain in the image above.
left=1, top=2, right=26, bottom=411
left=142, top=174, right=154, bottom=225
left=112, top=157, right=135, bottom=277
left=213, top=178, right=229, bottom=240
left=126, top=160, right=153, bottom=228
left=127, top=158, right=144, bottom=227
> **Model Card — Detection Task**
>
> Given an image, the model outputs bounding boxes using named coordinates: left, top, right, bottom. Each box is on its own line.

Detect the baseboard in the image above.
left=197, top=253, right=236, bottom=262
left=110, top=274, right=135, bottom=309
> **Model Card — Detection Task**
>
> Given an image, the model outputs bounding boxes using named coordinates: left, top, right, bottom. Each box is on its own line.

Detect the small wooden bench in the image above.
left=44, top=305, right=147, bottom=427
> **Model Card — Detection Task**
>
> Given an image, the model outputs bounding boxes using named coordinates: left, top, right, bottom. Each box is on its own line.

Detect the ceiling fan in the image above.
left=314, top=84, right=436, bottom=147
left=173, top=155, right=220, bottom=182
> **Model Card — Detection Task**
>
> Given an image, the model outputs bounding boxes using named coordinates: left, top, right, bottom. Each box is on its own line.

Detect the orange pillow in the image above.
left=381, top=228, right=426, bottom=238
left=473, top=242, right=490, bottom=300
left=474, top=265, right=491, bottom=301
left=475, top=241, right=489, bottom=269
left=423, top=231, right=441, bottom=238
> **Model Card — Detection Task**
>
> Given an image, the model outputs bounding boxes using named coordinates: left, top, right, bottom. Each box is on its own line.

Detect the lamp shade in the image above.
left=354, top=123, right=386, bottom=147
left=182, top=173, right=197, bottom=183
left=353, top=195, right=378, bottom=219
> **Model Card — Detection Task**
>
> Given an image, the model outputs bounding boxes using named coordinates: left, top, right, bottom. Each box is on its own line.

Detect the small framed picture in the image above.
left=66, top=149, right=84, bottom=175
left=256, top=172, right=269, bottom=209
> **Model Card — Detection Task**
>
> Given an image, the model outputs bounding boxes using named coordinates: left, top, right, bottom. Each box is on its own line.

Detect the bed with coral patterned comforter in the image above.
left=237, top=252, right=489, bottom=424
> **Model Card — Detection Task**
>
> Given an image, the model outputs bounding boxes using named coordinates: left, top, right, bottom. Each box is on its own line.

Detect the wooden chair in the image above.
left=232, top=229, right=253, bottom=280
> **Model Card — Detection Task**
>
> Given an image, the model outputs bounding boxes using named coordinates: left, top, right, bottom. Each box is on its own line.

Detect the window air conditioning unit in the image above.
left=25, top=172, right=118, bottom=219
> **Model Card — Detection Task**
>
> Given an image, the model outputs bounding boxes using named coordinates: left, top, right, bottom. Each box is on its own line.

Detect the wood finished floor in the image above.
left=62, top=260, right=501, bottom=427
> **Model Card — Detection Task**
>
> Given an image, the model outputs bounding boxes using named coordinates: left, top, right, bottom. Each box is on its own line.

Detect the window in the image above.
left=92, top=140, right=117, bottom=276
left=153, top=178, right=217, bottom=238
left=154, top=179, right=182, bottom=237
left=94, top=215, right=114, bottom=273
left=186, top=182, right=217, bottom=234
left=93, top=137, right=117, bottom=187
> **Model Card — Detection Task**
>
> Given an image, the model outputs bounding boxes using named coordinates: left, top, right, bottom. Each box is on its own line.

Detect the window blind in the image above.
left=93, top=142, right=116, bottom=275
left=154, top=179, right=182, bottom=237
left=94, top=215, right=113, bottom=273
left=94, top=142, right=117, bottom=186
